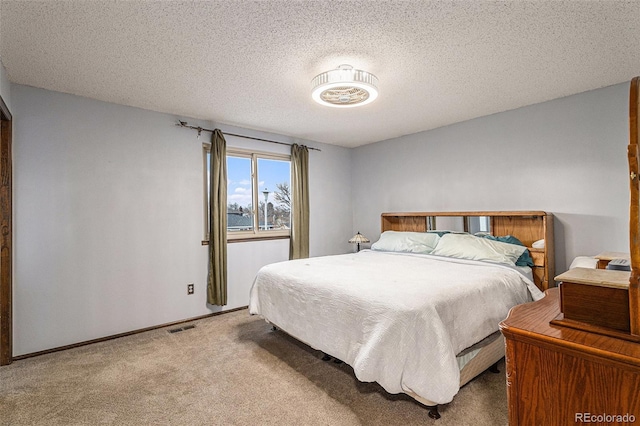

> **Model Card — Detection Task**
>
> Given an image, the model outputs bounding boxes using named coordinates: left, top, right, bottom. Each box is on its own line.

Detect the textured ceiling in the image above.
left=1, top=1, right=639, bottom=148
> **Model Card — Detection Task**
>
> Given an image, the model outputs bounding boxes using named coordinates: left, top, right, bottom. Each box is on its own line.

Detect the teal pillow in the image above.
left=481, top=235, right=534, bottom=267
left=427, top=230, right=451, bottom=237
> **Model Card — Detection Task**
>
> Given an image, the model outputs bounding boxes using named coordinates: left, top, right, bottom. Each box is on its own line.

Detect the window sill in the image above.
left=201, top=235, right=290, bottom=245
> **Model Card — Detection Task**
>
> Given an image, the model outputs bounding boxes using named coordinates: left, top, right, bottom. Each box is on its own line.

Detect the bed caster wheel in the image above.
left=427, top=405, right=441, bottom=420
left=321, top=353, right=343, bottom=364
left=271, top=325, right=278, bottom=332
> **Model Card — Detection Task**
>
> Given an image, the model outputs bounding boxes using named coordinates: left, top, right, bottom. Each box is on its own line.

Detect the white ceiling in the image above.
left=1, top=1, right=639, bottom=148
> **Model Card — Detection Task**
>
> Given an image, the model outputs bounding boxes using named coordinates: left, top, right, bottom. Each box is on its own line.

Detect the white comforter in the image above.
left=249, top=250, right=542, bottom=404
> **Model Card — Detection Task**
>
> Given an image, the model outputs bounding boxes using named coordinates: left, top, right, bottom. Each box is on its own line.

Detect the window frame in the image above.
left=203, top=144, right=292, bottom=242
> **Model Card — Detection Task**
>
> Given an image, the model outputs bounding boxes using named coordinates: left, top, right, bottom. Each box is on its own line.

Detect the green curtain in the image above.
left=207, top=129, right=228, bottom=306
left=290, top=144, right=309, bottom=260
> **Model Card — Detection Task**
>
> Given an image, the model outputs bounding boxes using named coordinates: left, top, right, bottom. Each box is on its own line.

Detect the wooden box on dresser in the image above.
left=499, top=288, right=640, bottom=425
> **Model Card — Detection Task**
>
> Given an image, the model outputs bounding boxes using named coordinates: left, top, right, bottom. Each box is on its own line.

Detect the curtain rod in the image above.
left=176, top=121, right=321, bottom=152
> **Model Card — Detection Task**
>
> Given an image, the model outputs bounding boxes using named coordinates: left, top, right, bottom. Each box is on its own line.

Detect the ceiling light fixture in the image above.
left=311, top=64, right=378, bottom=108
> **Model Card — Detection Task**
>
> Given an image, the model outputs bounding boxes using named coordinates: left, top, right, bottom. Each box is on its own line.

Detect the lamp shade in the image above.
left=349, top=232, right=370, bottom=244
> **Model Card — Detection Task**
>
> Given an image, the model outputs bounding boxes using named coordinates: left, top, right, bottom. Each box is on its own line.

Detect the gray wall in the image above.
left=0, top=6, right=10, bottom=110
left=352, top=83, right=630, bottom=273
left=12, top=84, right=352, bottom=355
left=12, top=80, right=633, bottom=355
left=0, top=59, right=11, bottom=112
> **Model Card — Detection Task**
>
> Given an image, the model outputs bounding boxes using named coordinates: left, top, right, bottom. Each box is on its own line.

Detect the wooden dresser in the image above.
left=500, top=288, right=640, bottom=425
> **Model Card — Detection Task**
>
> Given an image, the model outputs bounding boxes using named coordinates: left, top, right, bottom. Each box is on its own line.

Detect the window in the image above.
left=204, top=145, right=291, bottom=241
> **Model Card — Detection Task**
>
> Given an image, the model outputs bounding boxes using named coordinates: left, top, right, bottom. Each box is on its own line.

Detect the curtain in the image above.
left=290, top=144, right=309, bottom=260
left=207, top=129, right=228, bottom=306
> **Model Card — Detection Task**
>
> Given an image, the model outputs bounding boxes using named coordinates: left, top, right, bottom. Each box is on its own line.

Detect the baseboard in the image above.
left=12, top=306, right=248, bottom=361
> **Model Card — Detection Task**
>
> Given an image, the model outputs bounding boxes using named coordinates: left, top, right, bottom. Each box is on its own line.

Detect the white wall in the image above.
left=352, top=83, right=630, bottom=273
left=0, top=58, right=11, bottom=112
left=0, top=4, right=8, bottom=112
left=12, top=84, right=352, bottom=355
left=13, top=80, right=631, bottom=355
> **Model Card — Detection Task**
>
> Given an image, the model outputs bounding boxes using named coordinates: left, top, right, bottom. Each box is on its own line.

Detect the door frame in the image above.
left=0, top=94, right=12, bottom=366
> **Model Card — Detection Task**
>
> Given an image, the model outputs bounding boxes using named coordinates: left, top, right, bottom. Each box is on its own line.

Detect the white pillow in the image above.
left=569, top=256, right=598, bottom=269
left=431, top=233, right=526, bottom=266
left=532, top=239, right=545, bottom=249
left=371, top=231, right=440, bottom=254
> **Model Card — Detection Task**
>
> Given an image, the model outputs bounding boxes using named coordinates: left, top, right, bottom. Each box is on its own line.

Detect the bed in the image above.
left=249, top=211, right=554, bottom=419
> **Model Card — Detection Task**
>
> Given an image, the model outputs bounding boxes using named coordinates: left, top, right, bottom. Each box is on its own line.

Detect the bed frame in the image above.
left=381, top=211, right=555, bottom=291
left=379, top=210, right=555, bottom=419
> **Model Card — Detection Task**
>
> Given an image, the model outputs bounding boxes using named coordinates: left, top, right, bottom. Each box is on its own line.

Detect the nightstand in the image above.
left=595, top=251, right=630, bottom=269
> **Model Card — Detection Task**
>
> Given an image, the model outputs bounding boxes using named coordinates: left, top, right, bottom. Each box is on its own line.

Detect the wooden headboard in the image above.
left=380, top=211, right=555, bottom=292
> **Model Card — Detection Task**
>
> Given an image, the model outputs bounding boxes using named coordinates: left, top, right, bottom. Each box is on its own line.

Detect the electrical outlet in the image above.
left=187, top=283, right=194, bottom=295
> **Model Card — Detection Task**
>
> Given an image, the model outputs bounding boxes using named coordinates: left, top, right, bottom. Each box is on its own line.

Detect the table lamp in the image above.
left=349, top=232, right=370, bottom=252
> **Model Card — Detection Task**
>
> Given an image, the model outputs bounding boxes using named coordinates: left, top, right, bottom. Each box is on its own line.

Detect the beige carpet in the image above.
left=0, top=309, right=508, bottom=425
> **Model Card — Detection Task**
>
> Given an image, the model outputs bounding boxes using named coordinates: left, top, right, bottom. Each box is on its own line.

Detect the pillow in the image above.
left=479, top=235, right=535, bottom=267
left=371, top=231, right=440, bottom=254
left=569, top=256, right=598, bottom=269
left=431, top=233, right=526, bottom=266
left=532, top=239, right=545, bottom=249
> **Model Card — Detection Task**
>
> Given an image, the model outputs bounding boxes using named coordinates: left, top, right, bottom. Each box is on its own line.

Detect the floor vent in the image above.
left=168, top=324, right=196, bottom=334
